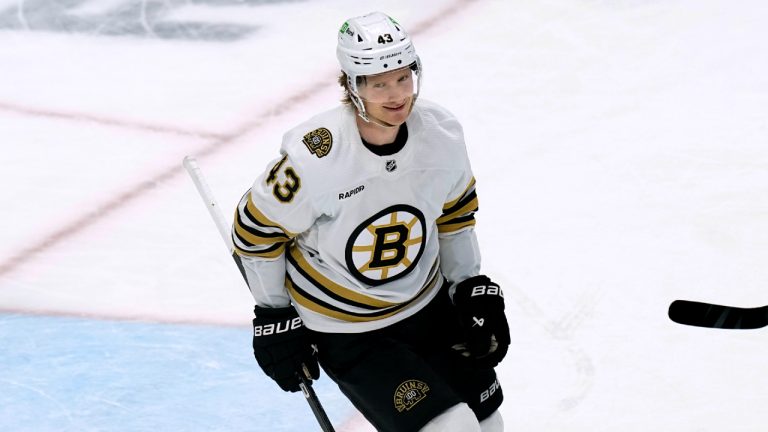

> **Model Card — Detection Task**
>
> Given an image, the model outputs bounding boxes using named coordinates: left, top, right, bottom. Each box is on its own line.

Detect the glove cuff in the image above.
left=254, top=305, right=298, bottom=319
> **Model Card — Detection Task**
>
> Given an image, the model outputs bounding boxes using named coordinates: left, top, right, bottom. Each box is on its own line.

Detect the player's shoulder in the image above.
left=410, top=99, right=467, bottom=160
left=411, top=98, right=461, bottom=128
left=280, top=105, right=352, bottom=166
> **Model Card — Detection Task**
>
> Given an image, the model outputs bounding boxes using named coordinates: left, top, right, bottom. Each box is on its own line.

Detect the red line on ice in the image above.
left=0, top=101, right=228, bottom=140
left=0, top=79, right=328, bottom=279
left=0, top=0, right=481, bottom=283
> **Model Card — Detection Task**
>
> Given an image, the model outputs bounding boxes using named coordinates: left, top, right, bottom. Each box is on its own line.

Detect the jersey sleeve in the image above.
left=438, top=171, right=482, bottom=285
left=232, top=152, right=319, bottom=307
left=437, top=177, right=478, bottom=235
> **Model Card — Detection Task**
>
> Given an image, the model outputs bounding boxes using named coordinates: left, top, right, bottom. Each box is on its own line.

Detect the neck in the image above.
left=356, top=115, right=400, bottom=145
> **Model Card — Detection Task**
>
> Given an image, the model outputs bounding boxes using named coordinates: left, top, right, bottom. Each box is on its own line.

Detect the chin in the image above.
left=385, top=114, right=409, bottom=126
left=382, top=108, right=411, bottom=125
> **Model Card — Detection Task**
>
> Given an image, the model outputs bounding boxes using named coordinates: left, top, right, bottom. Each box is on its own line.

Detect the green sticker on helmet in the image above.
left=340, top=22, right=349, bottom=34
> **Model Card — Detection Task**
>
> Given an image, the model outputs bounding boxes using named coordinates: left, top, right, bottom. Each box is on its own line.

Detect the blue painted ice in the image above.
left=0, top=314, right=352, bottom=431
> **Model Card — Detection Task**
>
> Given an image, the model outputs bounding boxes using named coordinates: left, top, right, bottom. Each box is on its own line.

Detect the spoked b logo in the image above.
left=345, top=205, right=426, bottom=286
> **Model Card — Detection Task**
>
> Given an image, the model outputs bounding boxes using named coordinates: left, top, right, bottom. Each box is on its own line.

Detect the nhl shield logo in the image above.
left=302, top=127, right=333, bottom=158
left=394, top=379, right=430, bottom=413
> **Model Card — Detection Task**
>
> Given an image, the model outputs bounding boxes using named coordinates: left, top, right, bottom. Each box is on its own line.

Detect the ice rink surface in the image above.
left=1, top=0, right=767, bottom=430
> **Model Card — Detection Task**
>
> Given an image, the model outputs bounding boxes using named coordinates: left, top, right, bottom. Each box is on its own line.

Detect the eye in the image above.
left=373, top=82, right=386, bottom=89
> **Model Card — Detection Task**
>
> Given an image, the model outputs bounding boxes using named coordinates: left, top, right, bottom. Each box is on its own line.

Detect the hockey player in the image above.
left=233, top=12, right=508, bottom=432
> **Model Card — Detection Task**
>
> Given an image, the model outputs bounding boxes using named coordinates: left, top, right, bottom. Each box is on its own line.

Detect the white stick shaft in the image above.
left=183, top=156, right=335, bottom=431
left=182, top=156, right=234, bottom=253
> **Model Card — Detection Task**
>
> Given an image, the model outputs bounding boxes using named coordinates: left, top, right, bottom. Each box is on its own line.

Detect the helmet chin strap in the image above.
left=360, top=112, right=400, bottom=129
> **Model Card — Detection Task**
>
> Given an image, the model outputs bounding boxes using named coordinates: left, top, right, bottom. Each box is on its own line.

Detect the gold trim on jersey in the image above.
left=234, top=214, right=290, bottom=246
left=286, top=259, right=442, bottom=323
left=437, top=178, right=478, bottom=234
left=245, top=193, right=297, bottom=238
left=437, top=219, right=476, bottom=234
left=234, top=242, right=287, bottom=259
left=443, top=177, right=476, bottom=209
left=288, top=246, right=399, bottom=308
left=436, top=197, right=478, bottom=225
left=233, top=191, right=295, bottom=259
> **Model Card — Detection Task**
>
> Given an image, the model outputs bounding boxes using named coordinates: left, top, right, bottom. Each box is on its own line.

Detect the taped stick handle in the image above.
left=183, top=156, right=335, bottom=432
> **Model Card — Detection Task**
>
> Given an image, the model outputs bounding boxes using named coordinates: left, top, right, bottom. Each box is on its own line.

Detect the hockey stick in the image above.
left=182, top=156, right=336, bottom=432
left=668, top=300, right=768, bottom=330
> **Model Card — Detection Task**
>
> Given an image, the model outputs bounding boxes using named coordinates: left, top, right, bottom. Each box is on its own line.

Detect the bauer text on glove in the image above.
left=252, top=305, right=320, bottom=392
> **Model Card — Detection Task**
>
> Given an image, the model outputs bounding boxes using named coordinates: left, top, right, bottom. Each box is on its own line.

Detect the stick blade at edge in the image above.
left=668, top=300, right=768, bottom=330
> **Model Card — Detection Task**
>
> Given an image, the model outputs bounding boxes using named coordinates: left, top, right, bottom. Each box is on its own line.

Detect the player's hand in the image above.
left=252, top=305, right=320, bottom=392
left=451, top=275, right=510, bottom=368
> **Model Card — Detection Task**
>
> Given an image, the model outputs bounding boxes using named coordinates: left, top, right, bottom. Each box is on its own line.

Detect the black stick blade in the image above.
left=669, top=300, right=768, bottom=329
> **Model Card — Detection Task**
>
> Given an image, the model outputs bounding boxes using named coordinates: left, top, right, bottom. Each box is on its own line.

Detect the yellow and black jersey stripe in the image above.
left=232, top=191, right=296, bottom=259
left=437, top=177, right=478, bottom=234
left=285, top=245, right=443, bottom=323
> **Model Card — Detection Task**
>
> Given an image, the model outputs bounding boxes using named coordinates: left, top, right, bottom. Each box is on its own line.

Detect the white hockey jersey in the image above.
left=232, top=99, right=482, bottom=333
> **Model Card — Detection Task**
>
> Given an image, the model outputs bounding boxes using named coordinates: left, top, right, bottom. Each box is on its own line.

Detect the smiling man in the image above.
left=233, top=11, right=507, bottom=432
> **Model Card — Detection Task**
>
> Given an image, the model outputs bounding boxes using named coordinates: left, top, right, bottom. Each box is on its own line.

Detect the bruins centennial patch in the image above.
left=394, top=379, right=430, bottom=413
left=302, top=127, right=333, bottom=158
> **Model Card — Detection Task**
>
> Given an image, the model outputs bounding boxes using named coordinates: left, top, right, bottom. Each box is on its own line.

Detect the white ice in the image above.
left=1, top=0, right=767, bottom=431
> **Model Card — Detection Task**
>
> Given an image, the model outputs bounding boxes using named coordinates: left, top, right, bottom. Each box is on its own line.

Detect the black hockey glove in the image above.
left=452, top=275, right=510, bottom=368
left=252, top=305, right=320, bottom=393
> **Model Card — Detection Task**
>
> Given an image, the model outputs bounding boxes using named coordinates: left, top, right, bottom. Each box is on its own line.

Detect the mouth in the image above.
left=383, top=101, right=408, bottom=111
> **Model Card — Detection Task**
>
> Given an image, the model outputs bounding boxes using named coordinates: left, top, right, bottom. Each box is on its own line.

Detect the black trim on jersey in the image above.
left=286, top=260, right=442, bottom=319
left=441, top=214, right=475, bottom=225
left=442, top=189, right=478, bottom=217
left=286, top=273, right=406, bottom=318
left=241, top=201, right=288, bottom=233
left=235, top=211, right=290, bottom=241
left=233, top=232, right=285, bottom=255
left=361, top=123, right=408, bottom=156
left=286, top=252, right=384, bottom=311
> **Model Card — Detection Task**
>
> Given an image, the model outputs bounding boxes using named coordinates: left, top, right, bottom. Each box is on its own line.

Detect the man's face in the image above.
left=357, top=67, right=415, bottom=126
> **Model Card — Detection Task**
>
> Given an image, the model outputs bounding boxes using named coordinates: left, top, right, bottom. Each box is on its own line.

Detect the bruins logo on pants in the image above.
left=394, top=379, right=430, bottom=413
left=345, top=204, right=426, bottom=286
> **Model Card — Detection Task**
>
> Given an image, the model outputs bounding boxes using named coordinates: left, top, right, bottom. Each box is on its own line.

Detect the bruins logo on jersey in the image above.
left=345, top=204, right=426, bottom=286
left=302, top=127, right=333, bottom=158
